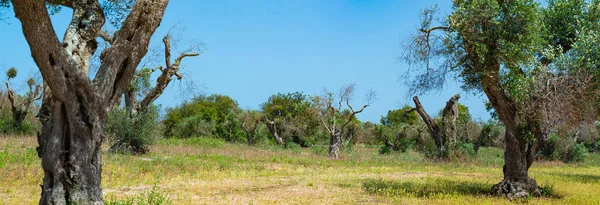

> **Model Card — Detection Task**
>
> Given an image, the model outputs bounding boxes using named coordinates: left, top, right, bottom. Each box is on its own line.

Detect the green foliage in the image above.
left=261, top=92, right=322, bottom=147
left=106, top=106, right=161, bottom=155
left=106, top=185, right=171, bottom=205
left=0, top=118, right=36, bottom=135
left=380, top=106, right=419, bottom=126
left=563, top=143, right=588, bottom=163
left=169, top=115, right=215, bottom=139
left=163, top=94, right=244, bottom=141
left=375, top=124, right=417, bottom=154
left=5, top=67, right=16, bottom=79
left=539, top=133, right=589, bottom=163
left=448, top=142, right=476, bottom=161
left=129, top=68, right=154, bottom=98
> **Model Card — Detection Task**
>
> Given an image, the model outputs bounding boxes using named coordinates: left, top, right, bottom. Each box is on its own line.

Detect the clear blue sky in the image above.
left=0, top=0, right=490, bottom=123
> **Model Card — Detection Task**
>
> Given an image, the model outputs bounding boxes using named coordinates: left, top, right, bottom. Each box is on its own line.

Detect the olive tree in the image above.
left=402, top=0, right=600, bottom=198
left=5, top=0, right=170, bottom=203
left=314, top=84, right=374, bottom=159
left=406, top=95, right=459, bottom=158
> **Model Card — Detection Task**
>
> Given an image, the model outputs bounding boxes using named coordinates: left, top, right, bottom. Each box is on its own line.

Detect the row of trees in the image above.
left=161, top=84, right=372, bottom=158
left=2, top=0, right=599, bottom=203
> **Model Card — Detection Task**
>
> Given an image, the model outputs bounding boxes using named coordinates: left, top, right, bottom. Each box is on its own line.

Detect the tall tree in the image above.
left=7, top=0, right=170, bottom=203
left=402, top=0, right=600, bottom=198
left=315, top=84, right=374, bottom=159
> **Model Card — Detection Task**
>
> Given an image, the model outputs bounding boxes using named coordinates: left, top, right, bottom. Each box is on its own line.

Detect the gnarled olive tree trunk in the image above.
left=12, top=0, right=169, bottom=204
left=328, top=130, right=343, bottom=158
left=480, top=61, right=541, bottom=198
left=407, top=95, right=458, bottom=158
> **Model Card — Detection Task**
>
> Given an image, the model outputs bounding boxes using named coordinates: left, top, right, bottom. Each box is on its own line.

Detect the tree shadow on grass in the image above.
left=362, top=178, right=492, bottom=197
left=543, top=172, right=600, bottom=184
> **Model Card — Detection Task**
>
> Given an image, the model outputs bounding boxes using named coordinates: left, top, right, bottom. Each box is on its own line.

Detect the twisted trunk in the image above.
left=328, top=131, right=342, bottom=158
left=480, top=58, right=541, bottom=198
left=12, top=0, right=169, bottom=203
left=408, top=95, right=458, bottom=158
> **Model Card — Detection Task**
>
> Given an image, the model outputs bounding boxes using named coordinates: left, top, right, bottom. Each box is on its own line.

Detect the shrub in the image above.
left=561, top=143, right=588, bottom=163
left=171, top=115, right=215, bottom=138
left=448, top=142, right=476, bottom=161
left=538, top=133, right=588, bottom=163
left=106, top=106, right=161, bottom=155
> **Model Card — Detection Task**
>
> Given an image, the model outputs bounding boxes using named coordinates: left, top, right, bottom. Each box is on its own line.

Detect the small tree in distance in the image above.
left=314, top=84, right=375, bottom=159
left=4, top=67, right=42, bottom=129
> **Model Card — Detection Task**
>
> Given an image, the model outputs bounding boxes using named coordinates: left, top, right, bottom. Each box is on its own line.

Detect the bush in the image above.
left=170, top=115, right=215, bottom=138
left=561, top=143, right=588, bottom=163
left=0, top=118, right=37, bottom=136
left=448, top=142, right=476, bottom=161
left=106, top=106, right=161, bottom=155
left=538, top=133, right=588, bottom=163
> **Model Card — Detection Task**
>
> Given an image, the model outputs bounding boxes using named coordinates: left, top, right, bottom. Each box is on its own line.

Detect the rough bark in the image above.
left=5, top=80, right=42, bottom=128
left=479, top=58, right=541, bottom=198
left=442, top=95, right=459, bottom=144
left=11, top=0, right=169, bottom=204
left=317, top=87, right=370, bottom=159
left=264, top=117, right=283, bottom=145
left=407, top=96, right=457, bottom=158
left=328, top=131, right=342, bottom=158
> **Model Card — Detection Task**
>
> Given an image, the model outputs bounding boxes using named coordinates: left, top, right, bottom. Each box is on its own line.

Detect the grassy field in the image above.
left=1, top=136, right=600, bottom=205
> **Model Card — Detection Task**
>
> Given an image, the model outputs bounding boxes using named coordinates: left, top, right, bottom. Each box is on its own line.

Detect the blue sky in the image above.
left=0, top=0, right=491, bottom=123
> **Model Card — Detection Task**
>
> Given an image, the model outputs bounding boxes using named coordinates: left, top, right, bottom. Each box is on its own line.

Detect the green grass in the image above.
left=2, top=136, right=600, bottom=204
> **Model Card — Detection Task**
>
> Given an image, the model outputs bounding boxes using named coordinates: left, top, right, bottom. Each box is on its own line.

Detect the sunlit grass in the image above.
left=1, top=136, right=600, bottom=204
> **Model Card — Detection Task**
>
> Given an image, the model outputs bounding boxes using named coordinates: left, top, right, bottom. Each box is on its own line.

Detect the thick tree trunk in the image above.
left=480, top=59, right=541, bottom=198
left=594, top=138, right=598, bottom=153
left=409, top=96, right=459, bottom=158
left=328, top=131, right=342, bottom=159
left=38, top=97, right=104, bottom=205
left=491, top=125, right=540, bottom=199
left=12, top=0, right=169, bottom=203
left=442, top=95, right=459, bottom=144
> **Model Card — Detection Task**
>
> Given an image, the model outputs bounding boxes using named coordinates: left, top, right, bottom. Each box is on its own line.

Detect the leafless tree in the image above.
left=9, top=0, right=169, bottom=203
left=124, top=33, right=201, bottom=113
left=315, top=84, right=374, bottom=159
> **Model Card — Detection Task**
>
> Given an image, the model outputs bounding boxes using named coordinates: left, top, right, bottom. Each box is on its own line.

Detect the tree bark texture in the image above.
left=408, top=95, right=458, bottom=158
left=11, top=0, right=169, bottom=204
left=442, top=95, right=459, bottom=144
left=479, top=58, right=541, bottom=198
left=328, top=131, right=342, bottom=158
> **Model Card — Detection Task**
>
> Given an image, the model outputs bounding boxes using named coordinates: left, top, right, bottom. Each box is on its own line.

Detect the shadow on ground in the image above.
left=361, top=178, right=491, bottom=197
